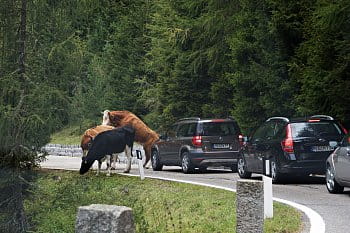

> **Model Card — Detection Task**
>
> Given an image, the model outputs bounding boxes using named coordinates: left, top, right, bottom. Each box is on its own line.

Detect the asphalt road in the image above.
left=41, top=155, right=350, bottom=233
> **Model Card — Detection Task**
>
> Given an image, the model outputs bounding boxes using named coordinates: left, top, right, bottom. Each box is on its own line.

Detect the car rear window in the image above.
left=199, top=122, right=236, bottom=136
left=291, top=122, right=342, bottom=138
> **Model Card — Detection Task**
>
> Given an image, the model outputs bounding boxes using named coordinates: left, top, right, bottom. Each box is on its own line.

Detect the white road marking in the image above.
left=120, top=173, right=325, bottom=233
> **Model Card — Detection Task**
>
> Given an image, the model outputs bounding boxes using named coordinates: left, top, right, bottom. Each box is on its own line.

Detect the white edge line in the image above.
left=119, top=173, right=325, bottom=233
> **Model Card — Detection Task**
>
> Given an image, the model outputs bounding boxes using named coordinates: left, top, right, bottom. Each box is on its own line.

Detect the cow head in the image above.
left=102, top=111, right=123, bottom=127
left=109, top=113, right=122, bottom=127
left=101, top=110, right=111, bottom=125
left=79, top=157, right=94, bottom=175
left=80, top=134, right=93, bottom=156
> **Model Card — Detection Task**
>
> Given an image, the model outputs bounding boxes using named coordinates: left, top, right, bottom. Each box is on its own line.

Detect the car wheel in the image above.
left=237, top=155, right=251, bottom=178
left=151, top=149, right=163, bottom=171
left=326, top=164, right=344, bottom=194
left=181, top=152, right=195, bottom=174
left=270, top=158, right=284, bottom=183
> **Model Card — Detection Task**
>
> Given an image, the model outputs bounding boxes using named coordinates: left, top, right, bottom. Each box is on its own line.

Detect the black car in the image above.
left=326, top=133, right=350, bottom=194
left=151, top=117, right=243, bottom=173
left=238, top=115, right=347, bottom=183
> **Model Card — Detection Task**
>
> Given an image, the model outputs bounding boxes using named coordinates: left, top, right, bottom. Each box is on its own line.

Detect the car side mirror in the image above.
left=329, top=141, right=338, bottom=148
left=159, top=134, right=167, bottom=140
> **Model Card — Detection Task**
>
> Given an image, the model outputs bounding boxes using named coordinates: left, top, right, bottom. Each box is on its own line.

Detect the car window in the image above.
left=187, top=123, right=197, bottom=136
left=273, top=121, right=286, bottom=139
left=177, top=124, right=189, bottom=137
left=291, top=122, right=342, bottom=138
left=199, top=122, right=236, bottom=136
left=251, top=121, right=275, bottom=142
left=251, top=124, right=267, bottom=142
left=167, top=124, right=177, bottom=138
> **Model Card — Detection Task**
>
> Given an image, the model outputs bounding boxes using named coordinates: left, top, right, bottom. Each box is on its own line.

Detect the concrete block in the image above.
left=236, top=179, right=264, bottom=233
left=76, top=204, right=135, bottom=233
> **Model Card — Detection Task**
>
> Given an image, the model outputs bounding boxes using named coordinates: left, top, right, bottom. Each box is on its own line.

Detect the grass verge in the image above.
left=24, top=170, right=302, bottom=233
left=49, top=122, right=97, bottom=145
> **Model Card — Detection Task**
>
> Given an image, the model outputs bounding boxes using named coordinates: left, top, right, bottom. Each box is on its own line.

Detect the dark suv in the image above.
left=238, top=115, right=347, bottom=183
left=151, top=117, right=243, bottom=173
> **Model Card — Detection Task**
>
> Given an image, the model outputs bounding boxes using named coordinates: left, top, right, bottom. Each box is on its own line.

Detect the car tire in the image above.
left=237, top=155, right=251, bottom=178
left=230, top=164, right=238, bottom=173
left=181, top=152, right=195, bottom=174
left=270, top=157, right=285, bottom=184
left=151, top=149, right=163, bottom=171
left=326, top=164, right=344, bottom=194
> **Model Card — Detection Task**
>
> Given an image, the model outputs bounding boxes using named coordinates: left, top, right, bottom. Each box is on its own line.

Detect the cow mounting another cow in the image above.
left=102, top=110, right=159, bottom=168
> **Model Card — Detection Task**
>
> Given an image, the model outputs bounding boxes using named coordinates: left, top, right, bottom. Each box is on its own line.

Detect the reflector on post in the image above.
left=136, top=150, right=145, bottom=180
left=263, top=157, right=270, bottom=176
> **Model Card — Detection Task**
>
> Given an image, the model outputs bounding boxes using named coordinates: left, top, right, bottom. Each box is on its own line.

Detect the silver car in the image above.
left=326, top=133, right=350, bottom=193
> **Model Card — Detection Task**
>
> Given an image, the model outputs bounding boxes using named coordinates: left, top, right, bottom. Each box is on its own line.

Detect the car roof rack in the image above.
left=266, top=117, right=290, bottom=122
left=178, top=117, right=201, bottom=122
left=310, top=115, right=334, bottom=120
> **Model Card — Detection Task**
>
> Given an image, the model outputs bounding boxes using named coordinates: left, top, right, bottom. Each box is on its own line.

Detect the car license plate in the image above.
left=213, top=143, right=230, bottom=149
left=311, top=146, right=333, bottom=152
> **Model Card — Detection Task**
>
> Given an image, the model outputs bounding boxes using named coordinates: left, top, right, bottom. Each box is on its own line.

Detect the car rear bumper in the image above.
left=279, top=160, right=327, bottom=175
left=189, top=150, right=239, bottom=167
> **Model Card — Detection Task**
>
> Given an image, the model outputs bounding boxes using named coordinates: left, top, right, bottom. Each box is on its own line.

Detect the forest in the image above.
left=1, top=0, right=349, bottom=167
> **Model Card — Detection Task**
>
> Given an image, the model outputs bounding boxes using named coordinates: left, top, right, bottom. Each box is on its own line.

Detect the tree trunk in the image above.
left=18, top=0, right=27, bottom=79
left=15, top=0, right=27, bottom=116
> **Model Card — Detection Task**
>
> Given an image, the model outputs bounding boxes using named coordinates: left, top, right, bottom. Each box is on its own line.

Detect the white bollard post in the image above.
left=136, top=150, right=145, bottom=180
left=263, top=175, right=273, bottom=219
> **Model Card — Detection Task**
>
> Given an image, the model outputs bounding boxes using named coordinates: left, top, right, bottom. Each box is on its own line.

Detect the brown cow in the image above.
left=80, top=125, right=115, bottom=154
left=102, top=110, right=159, bottom=167
left=80, top=125, right=118, bottom=175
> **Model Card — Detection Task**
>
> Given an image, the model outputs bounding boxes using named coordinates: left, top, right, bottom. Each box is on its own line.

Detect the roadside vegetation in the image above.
left=49, top=122, right=96, bottom=145
left=49, top=126, right=83, bottom=145
left=25, top=170, right=301, bottom=233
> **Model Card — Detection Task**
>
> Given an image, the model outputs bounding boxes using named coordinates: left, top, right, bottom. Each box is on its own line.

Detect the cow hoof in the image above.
left=111, top=167, right=116, bottom=170
left=106, top=173, right=111, bottom=177
left=123, top=170, right=130, bottom=173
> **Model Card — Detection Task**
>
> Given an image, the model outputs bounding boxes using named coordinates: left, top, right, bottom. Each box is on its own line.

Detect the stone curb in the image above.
left=41, top=144, right=144, bottom=165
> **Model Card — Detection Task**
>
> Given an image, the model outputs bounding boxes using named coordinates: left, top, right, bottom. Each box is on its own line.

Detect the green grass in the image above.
left=49, top=123, right=96, bottom=145
left=24, top=170, right=302, bottom=233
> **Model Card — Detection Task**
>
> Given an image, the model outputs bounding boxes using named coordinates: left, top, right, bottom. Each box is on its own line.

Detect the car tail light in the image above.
left=340, top=124, right=348, bottom=134
left=192, top=136, right=202, bottom=147
left=281, top=124, right=294, bottom=153
left=238, top=134, right=244, bottom=147
left=308, top=119, right=320, bottom=122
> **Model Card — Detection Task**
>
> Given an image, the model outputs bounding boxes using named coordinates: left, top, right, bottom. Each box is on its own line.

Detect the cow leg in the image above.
left=106, top=155, right=111, bottom=176
left=97, top=160, right=102, bottom=176
left=124, top=146, right=132, bottom=173
left=111, top=153, right=118, bottom=170
left=143, top=144, right=152, bottom=169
